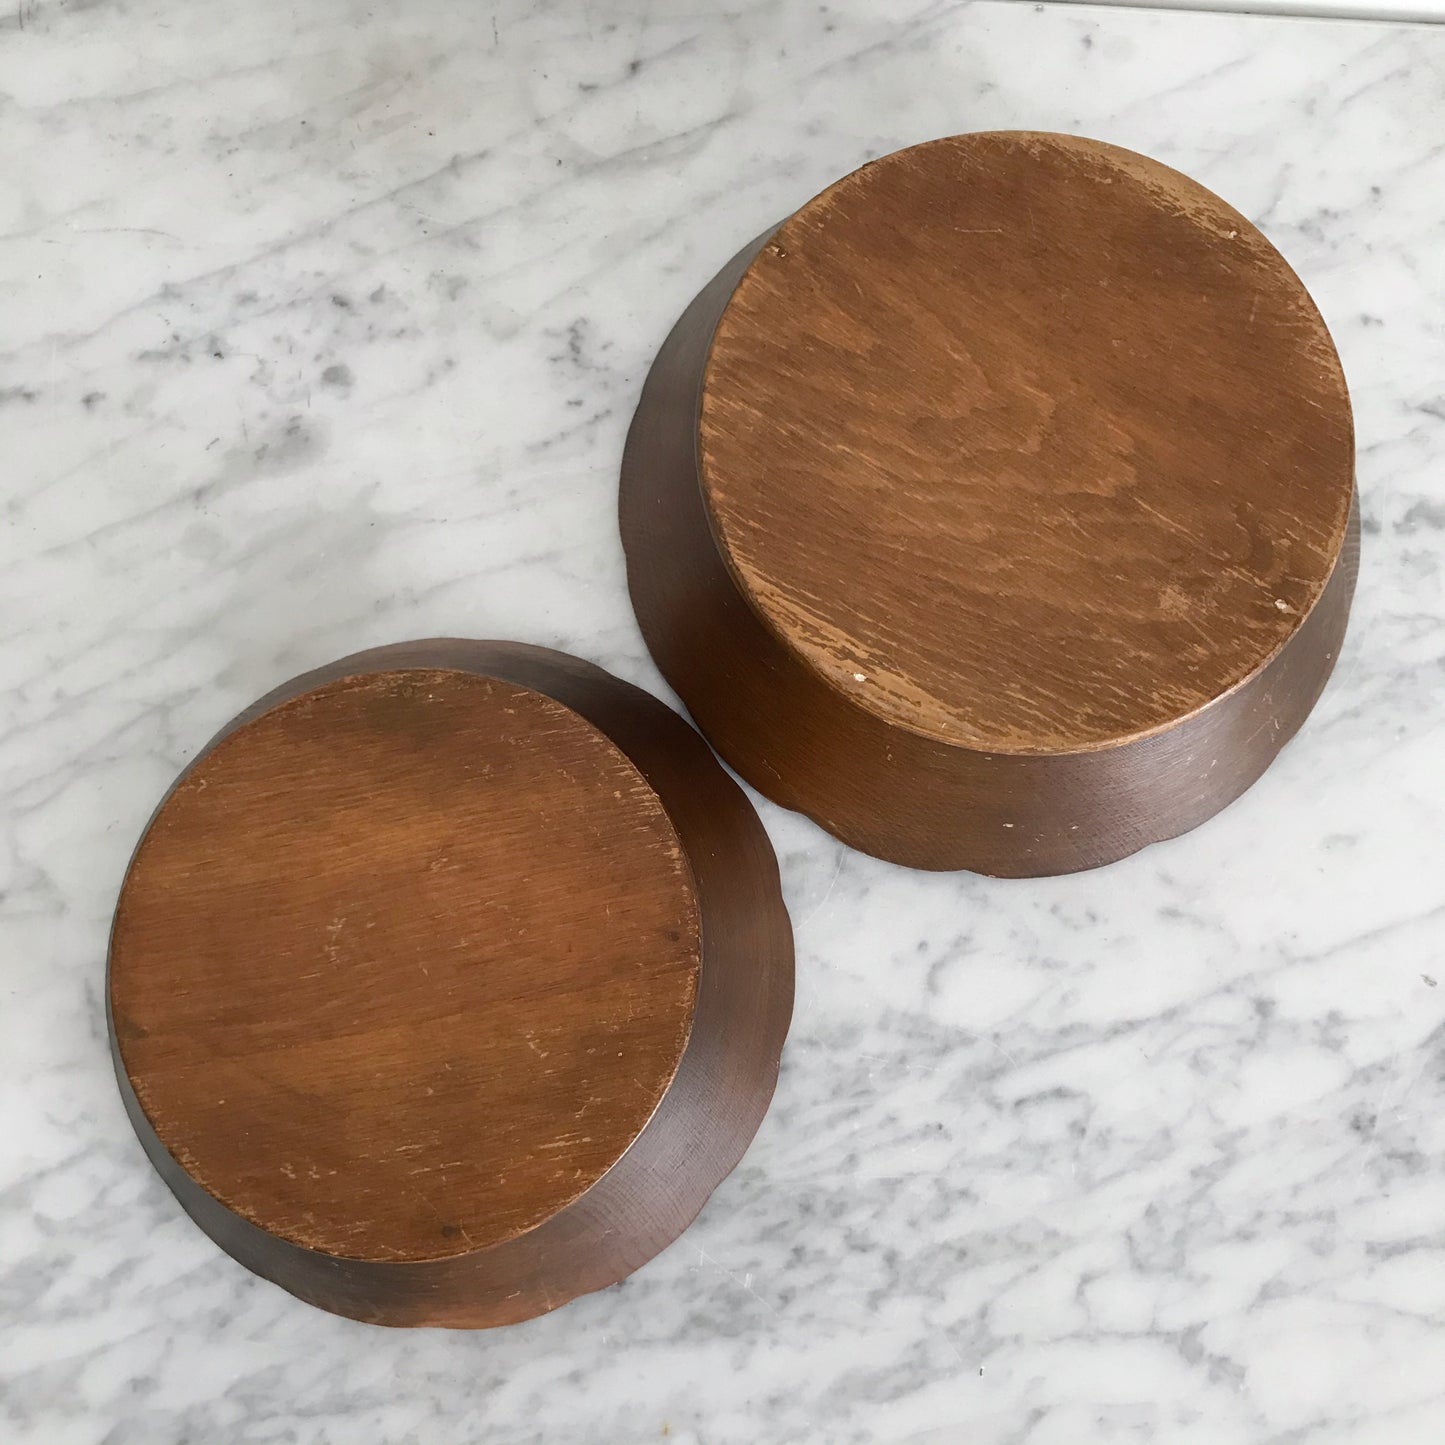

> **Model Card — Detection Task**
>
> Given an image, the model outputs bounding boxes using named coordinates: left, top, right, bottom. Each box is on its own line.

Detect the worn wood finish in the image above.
left=108, top=640, right=794, bottom=1327
left=621, top=132, right=1358, bottom=875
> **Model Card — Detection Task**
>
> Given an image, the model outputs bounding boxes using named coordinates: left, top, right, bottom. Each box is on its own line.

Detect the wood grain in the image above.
left=621, top=132, right=1358, bottom=875
left=108, top=640, right=794, bottom=1327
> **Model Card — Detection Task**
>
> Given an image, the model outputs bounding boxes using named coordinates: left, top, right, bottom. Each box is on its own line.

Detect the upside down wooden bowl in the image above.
left=108, top=641, right=794, bottom=1327
left=621, top=131, right=1358, bottom=876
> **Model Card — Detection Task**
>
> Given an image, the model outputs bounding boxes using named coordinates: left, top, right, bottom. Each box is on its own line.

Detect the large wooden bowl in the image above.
left=621, top=131, right=1358, bottom=876
left=108, top=641, right=794, bottom=1327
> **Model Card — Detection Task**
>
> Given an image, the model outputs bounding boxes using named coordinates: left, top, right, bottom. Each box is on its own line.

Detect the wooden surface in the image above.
left=108, top=641, right=794, bottom=1326
left=622, top=132, right=1358, bottom=874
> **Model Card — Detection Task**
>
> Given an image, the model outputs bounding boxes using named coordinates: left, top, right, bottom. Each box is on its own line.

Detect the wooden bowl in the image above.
left=621, top=131, right=1358, bottom=876
left=108, top=641, right=794, bottom=1327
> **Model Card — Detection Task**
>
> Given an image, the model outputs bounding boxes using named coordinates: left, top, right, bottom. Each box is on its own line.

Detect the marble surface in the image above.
left=3, top=1, right=1444, bottom=1441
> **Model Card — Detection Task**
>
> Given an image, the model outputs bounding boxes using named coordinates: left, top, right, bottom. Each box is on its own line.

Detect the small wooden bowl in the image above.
left=621, top=131, right=1358, bottom=876
left=108, top=641, right=793, bottom=1327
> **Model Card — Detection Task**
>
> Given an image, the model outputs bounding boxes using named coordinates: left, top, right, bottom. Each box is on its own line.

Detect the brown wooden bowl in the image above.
left=621, top=131, right=1358, bottom=877
left=108, top=640, right=794, bottom=1327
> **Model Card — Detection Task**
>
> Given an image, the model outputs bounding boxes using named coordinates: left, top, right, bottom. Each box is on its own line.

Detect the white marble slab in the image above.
left=3, top=1, right=1444, bottom=1441
left=1072, top=0, right=1445, bottom=24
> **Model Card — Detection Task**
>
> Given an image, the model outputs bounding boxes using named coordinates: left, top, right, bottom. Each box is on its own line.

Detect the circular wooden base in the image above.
left=108, top=641, right=793, bottom=1327
left=621, top=132, right=1358, bottom=876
